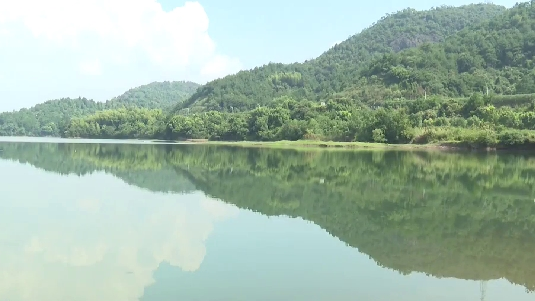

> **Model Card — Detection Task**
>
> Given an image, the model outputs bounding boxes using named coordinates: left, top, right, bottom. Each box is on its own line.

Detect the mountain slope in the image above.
left=105, top=81, right=200, bottom=110
left=351, top=1, right=535, bottom=100
left=0, top=81, right=199, bottom=137
left=175, top=3, right=507, bottom=113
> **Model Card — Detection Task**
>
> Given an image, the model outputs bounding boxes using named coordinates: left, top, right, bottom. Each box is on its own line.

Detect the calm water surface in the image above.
left=1, top=137, right=535, bottom=300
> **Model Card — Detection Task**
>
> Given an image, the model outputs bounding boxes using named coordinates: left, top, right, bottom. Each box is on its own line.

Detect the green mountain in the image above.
left=0, top=81, right=199, bottom=137
left=357, top=1, right=535, bottom=101
left=105, top=81, right=199, bottom=110
left=174, top=3, right=507, bottom=113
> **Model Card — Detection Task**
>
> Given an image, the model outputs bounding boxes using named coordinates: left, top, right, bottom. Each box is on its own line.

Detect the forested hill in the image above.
left=175, top=3, right=507, bottom=113
left=105, top=81, right=199, bottom=110
left=0, top=97, right=104, bottom=137
left=0, top=81, right=199, bottom=137
left=355, top=1, right=535, bottom=101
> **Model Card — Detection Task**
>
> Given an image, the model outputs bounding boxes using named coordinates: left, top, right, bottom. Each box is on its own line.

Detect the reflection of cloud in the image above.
left=24, top=237, right=108, bottom=266
left=0, top=162, right=239, bottom=301
left=77, top=198, right=100, bottom=213
left=151, top=209, right=210, bottom=272
left=202, top=198, right=240, bottom=221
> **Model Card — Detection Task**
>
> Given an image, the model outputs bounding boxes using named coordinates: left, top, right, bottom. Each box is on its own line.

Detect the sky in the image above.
left=0, top=0, right=520, bottom=111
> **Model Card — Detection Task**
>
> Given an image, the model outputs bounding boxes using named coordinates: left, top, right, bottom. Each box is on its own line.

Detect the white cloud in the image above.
left=201, top=54, right=243, bottom=79
left=0, top=0, right=242, bottom=110
left=79, top=59, right=102, bottom=75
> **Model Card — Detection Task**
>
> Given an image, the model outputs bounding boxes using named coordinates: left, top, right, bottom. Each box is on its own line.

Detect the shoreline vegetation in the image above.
left=6, top=91, right=535, bottom=153
left=61, top=93, right=535, bottom=152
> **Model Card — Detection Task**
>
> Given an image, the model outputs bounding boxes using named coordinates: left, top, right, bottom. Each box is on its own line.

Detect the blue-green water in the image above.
left=0, top=138, right=534, bottom=300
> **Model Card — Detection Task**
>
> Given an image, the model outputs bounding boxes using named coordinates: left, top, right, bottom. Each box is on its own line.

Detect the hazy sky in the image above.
left=0, top=0, right=520, bottom=111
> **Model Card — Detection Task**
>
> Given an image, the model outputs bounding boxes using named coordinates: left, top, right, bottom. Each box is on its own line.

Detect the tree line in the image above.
left=62, top=93, right=535, bottom=148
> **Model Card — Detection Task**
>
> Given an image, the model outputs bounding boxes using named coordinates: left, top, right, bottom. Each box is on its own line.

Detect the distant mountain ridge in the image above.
left=0, top=80, right=200, bottom=137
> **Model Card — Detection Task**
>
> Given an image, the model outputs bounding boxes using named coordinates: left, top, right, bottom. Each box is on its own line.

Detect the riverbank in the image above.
left=2, top=136, right=532, bottom=152
left=171, top=139, right=464, bottom=151
left=170, top=139, right=535, bottom=152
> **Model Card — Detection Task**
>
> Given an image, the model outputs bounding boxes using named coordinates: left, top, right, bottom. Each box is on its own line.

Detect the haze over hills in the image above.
left=175, top=3, right=508, bottom=113
left=0, top=81, right=199, bottom=137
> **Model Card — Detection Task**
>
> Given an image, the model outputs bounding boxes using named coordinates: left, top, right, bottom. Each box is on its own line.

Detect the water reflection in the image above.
left=1, top=140, right=535, bottom=300
left=0, top=160, right=237, bottom=300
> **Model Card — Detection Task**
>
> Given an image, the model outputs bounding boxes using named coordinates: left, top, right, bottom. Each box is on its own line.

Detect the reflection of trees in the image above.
left=2, top=142, right=535, bottom=292
left=0, top=142, right=196, bottom=193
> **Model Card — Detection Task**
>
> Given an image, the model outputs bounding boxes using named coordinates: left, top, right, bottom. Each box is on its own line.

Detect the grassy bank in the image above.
left=162, top=134, right=535, bottom=152
left=168, top=139, right=464, bottom=151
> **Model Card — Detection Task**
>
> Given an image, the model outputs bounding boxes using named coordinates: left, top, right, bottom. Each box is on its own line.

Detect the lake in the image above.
left=1, top=137, right=534, bottom=300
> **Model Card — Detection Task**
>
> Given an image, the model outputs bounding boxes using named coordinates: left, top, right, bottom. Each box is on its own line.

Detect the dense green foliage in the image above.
left=104, top=81, right=199, bottom=110
left=0, top=81, right=198, bottom=137
left=0, top=97, right=104, bottom=137
left=64, top=108, right=166, bottom=139
left=175, top=3, right=506, bottom=112
left=65, top=94, right=535, bottom=148
left=2, top=142, right=535, bottom=290
left=361, top=1, right=535, bottom=100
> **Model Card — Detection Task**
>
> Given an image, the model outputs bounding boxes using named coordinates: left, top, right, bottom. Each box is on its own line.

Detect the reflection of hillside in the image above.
left=176, top=165, right=535, bottom=291
left=114, top=169, right=195, bottom=194
left=0, top=143, right=196, bottom=193
left=0, top=163, right=238, bottom=301
left=2, top=142, right=535, bottom=291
